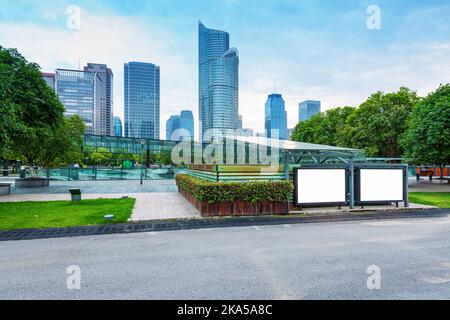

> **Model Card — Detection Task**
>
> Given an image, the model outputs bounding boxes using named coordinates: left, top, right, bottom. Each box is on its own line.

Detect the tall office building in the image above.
left=199, top=21, right=239, bottom=141
left=299, top=100, right=321, bottom=121
left=265, top=93, right=288, bottom=140
left=166, top=110, right=194, bottom=141
left=179, top=110, right=194, bottom=141
left=238, top=115, right=243, bottom=129
left=124, top=62, right=160, bottom=139
left=166, top=115, right=180, bottom=141
left=84, top=63, right=114, bottom=136
left=113, top=116, right=123, bottom=137
left=42, top=72, right=56, bottom=91
left=55, top=69, right=102, bottom=134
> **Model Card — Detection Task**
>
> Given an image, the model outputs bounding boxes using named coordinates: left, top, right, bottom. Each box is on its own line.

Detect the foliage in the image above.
left=402, top=84, right=450, bottom=171
left=291, top=87, right=420, bottom=157
left=0, top=198, right=136, bottom=231
left=176, top=174, right=293, bottom=204
left=0, top=46, right=84, bottom=172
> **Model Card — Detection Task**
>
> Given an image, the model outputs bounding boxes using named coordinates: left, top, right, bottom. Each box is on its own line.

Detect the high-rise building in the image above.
left=179, top=110, right=194, bottom=141
left=124, top=62, right=160, bottom=139
left=113, top=116, right=123, bottom=137
left=299, top=100, right=321, bottom=122
left=166, top=110, right=194, bottom=141
left=166, top=115, right=180, bottom=141
left=84, top=63, right=114, bottom=136
left=238, top=115, right=243, bottom=129
left=199, top=21, right=239, bottom=141
left=42, top=72, right=55, bottom=91
left=55, top=69, right=102, bottom=134
left=265, top=93, right=288, bottom=140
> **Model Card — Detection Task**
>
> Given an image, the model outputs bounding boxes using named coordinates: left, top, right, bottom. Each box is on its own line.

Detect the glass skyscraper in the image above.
left=166, top=110, right=194, bottom=141
left=166, top=115, right=180, bottom=141
left=199, top=22, right=239, bottom=141
left=265, top=93, right=288, bottom=140
left=84, top=63, right=114, bottom=136
left=56, top=69, right=102, bottom=134
left=113, top=116, right=123, bottom=137
left=124, top=62, right=160, bottom=139
left=299, top=100, right=321, bottom=121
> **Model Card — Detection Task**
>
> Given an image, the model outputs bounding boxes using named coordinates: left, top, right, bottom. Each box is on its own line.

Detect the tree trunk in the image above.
left=440, top=164, right=444, bottom=180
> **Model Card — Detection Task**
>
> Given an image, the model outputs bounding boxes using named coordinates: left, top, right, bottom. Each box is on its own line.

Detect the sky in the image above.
left=1, top=0, right=449, bottom=137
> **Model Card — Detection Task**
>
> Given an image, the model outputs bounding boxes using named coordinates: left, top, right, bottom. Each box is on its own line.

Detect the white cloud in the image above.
left=0, top=10, right=197, bottom=137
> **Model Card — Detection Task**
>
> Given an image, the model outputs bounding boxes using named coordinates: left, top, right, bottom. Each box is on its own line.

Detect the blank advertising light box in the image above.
left=360, top=169, right=404, bottom=202
left=296, top=169, right=346, bottom=205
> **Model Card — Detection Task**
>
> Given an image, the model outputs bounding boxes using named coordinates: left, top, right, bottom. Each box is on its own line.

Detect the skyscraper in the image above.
left=166, top=115, right=180, bottom=141
left=124, top=62, right=160, bottom=139
left=299, top=100, right=321, bottom=122
left=55, top=69, right=102, bottom=134
left=179, top=110, right=194, bottom=141
left=42, top=72, right=55, bottom=91
left=166, top=110, right=194, bottom=141
left=113, top=116, right=123, bottom=137
left=265, top=93, right=288, bottom=140
left=84, top=63, right=114, bottom=136
left=199, top=21, right=239, bottom=141
left=238, top=115, right=243, bottom=129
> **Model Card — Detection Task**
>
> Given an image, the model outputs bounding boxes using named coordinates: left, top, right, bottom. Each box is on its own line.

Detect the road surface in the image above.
left=1, top=215, right=450, bottom=299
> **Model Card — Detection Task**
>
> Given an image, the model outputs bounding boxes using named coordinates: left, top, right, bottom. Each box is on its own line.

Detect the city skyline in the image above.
left=1, top=0, right=449, bottom=136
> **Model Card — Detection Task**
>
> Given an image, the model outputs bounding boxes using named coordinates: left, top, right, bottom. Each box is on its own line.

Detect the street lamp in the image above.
left=140, top=139, right=146, bottom=185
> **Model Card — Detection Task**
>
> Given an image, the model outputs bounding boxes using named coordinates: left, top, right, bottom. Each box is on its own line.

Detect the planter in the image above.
left=15, top=178, right=50, bottom=188
left=0, top=183, right=11, bottom=195
left=179, top=190, right=288, bottom=217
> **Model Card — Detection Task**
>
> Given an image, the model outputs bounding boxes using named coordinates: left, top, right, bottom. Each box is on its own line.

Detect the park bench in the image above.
left=416, top=168, right=435, bottom=181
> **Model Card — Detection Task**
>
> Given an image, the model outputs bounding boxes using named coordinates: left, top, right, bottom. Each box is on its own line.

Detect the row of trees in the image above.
left=84, top=147, right=173, bottom=166
left=291, top=86, right=449, bottom=169
left=0, top=46, right=85, bottom=175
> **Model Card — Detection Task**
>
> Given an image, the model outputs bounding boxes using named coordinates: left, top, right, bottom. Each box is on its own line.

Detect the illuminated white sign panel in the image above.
left=360, top=169, right=404, bottom=202
left=296, top=169, right=346, bottom=204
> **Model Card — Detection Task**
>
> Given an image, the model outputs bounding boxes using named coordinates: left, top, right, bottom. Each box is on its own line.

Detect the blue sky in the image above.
left=1, top=0, right=449, bottom=135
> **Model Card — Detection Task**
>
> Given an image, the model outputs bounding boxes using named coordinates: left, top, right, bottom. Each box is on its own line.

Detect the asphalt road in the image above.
left=1, top=215, right=450, bottom=299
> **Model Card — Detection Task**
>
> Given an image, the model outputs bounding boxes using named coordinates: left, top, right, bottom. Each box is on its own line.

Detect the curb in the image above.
left=0, top=209, right=448, bottom=242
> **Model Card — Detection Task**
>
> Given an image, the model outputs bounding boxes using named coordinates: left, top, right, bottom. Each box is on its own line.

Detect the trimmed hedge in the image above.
left=175, top=174, right=293, bottom=204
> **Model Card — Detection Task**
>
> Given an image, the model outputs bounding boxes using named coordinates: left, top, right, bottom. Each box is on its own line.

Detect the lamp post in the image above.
left=140, top=139, right=146, bottom=185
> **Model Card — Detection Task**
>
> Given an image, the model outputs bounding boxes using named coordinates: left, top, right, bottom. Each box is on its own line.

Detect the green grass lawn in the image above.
left=409, top=192, right=450, bottom=208
left=0, top=198, right=135, bottom=231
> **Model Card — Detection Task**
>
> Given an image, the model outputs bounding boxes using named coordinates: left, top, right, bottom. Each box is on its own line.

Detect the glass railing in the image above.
left=27, top=166, right=179, bottom=181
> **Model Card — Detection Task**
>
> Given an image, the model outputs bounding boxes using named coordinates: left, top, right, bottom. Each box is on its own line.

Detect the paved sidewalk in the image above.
left=0, top=192, right=200, bottom=221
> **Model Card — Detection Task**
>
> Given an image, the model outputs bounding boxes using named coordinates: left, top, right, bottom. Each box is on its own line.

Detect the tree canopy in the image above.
left=292, top=87, right=421, bottom=158
left=0, top=46, right=84, bottom=172
left=402, top=84, right=450, bottom=170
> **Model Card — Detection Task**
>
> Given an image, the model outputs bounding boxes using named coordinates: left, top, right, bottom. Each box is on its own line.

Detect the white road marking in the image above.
left=252, top=226, right=262, bottom=231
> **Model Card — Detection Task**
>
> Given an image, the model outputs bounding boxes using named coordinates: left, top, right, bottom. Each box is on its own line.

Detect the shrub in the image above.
left=175, top=174, right=293, bottom=204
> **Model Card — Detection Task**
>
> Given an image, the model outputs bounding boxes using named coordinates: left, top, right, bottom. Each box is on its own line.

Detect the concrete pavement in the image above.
left=1, top=214, right=450, bottom=299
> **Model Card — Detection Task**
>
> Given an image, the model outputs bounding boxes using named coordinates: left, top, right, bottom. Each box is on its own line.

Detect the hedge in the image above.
left=175, top=174, right=293, bottom=204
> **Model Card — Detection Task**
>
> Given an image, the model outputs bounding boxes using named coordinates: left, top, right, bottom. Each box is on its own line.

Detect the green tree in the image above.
left=40, top=115, right=85, bottom=168
left=291, top=107, right=356, bottom=147
left=88, top=147, right=112, bottom=166
left=0, top=46, right=66, bottom=175
left=349, top=87, right=419, bottom=157
left=402, top=84, right=450, bottom=178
